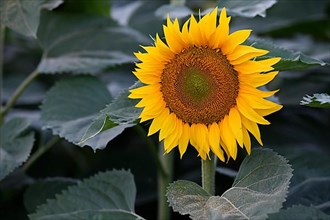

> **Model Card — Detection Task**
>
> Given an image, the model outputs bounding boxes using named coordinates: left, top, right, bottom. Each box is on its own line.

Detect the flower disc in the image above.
left=161, top=46, right=239, bottom=124
left=129, top=7, right=282, bottom=161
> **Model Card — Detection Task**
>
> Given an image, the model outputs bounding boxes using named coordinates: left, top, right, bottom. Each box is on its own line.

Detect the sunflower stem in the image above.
left=201, top=152, right=217, bottom=195
left=157, top=141, right=173, bottom=220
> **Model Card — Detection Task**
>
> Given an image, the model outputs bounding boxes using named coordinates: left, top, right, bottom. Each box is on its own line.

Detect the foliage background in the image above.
left=0, top=0, right=329, bottom=219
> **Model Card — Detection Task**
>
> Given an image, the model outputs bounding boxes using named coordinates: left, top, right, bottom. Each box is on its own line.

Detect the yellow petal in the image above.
left=208, top=122, right=225, bottom=162
left=228, top=108, right=243, bottom=147
left=159, top=113, right=177, bottom=141
left=189, top=15, right=203, bottom=46
left=148, top=108, right=170, bottom=136
left=222, top=30, right=252, bottom=55
left=229, top=48, right=269, bottom=65
left=178, top=122, right=190, bottom=158
left=203, top=7, right=218, bottom=41
left=181, top=18, right=191, bottom=45
left=240, top=114, right=263, bottom=145
left=219, top=115, right=238, bottom=160
left=210, top=7, right=231, bottom=48
left=227, top=45, right=269, bottom=61
left=164, top=117, right=183, bottom=153
left=239, top=84, right=279, bottom=98
left=239, top=92, right=280, bottom=109
left=242, top=126, right=251, bottom=154
left=139, top=100, right=166, bottom=121
left=190, top=123, right=209, bottom=160
left=155, top=34, right=175, bottom=59
left=234, top=60, right=274, bottom=74
left=255, top=105, right=283, bottom=116
left=240, top=71, right=279, bottom=87
left=129, top=84, right=161, bottom=99
left=135, top=93, right=162, bottom=108
left=163, top=17, right=187, bottom=53
left=236, top=96, right=270, bottom=125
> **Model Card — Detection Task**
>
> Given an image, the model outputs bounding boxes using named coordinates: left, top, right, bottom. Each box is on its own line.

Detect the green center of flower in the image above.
left=161, top=47, right=239, bottom=124
left=183, top=68, right=212, bottom=103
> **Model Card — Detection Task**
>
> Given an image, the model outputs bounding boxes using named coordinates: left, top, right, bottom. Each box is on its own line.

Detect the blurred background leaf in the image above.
left=0, top=0, right=63, bottom=38
left=23, top=177, right=78, bottom=213
left=300, top=93, right=330, bottom=108
left=0, top=118, right=35, bottom=180
left=36, top=11, right=149, bottom=74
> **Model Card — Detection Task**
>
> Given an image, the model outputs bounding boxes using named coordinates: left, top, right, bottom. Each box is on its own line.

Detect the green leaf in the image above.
left=102, top=87, right=142, bottom=125
left=24, top=178, right=78, bottom=213
left=300, top=93, right=330, bottom=108
left=286, top=177, right=330, bottom=213
left=208, top=148, right=293, bottom=220
left=36, top=12, right=148, bottom=74
left=79, top=82, right=141, bottom=144
left=247, top=38, right=327, bottom=71
left=231, top=0, right=329, bottom=34
left=29, top=170, right=145, bottom=220
left=166, top=180, right=210, bottom=219
left=111, top=0, right=164, bottom=36
left=0, top=0, right=63, bottom=38
left=41, top=76, right=133, bottom=150
left=216, top=0, right=277, bottom=18
left=268, top=205, right=329, bottom=220
left=167, top=148, right=293, bottom=220
left=0, top=118, right=35, bottom=180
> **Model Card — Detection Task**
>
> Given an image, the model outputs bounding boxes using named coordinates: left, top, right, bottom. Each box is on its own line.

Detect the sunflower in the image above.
left=129, top=8, right=282, bottom=161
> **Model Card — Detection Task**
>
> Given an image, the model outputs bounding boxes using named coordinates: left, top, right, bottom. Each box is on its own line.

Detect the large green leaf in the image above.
left=29, top=170, right=145, bottom=220
left=167, top=180, right=210, bottom=219
left=247, top=38, right=327, bottom=71
left=167, top=148, right=293, bottom=219
left=0, top=0, right=63, bottom=38
left=24, top=178, right=78, bottom=213
left=300, top=93, right=330, bottom=108
left=40, top=76, right=133, bottom=150
left=36, top=12, right=149, bottom=74
left=216, top=0, right=277, bottom=18
left=268, top=205, right=329, bottom=220
left=0, top=118, right=35, bottom=180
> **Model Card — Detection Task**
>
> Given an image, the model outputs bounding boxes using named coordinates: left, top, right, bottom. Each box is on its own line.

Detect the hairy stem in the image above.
left=22, top=136, right=60, bottom=171
left=157, top=141, right=173, bottom=220
left=201, top=152, right=217, bottom=195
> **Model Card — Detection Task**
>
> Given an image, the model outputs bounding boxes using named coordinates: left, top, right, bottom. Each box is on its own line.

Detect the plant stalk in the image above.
left=0, top=69, right=39, bottom=121
left=157, top=141, right=173, bottom=220
left=22, top=136, right=60, bottom=171
left=201, top=152, right=217, bottom=195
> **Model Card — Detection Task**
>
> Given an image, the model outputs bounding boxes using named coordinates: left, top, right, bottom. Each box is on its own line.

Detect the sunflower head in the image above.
left=129, top=8, right=282, bottom=161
